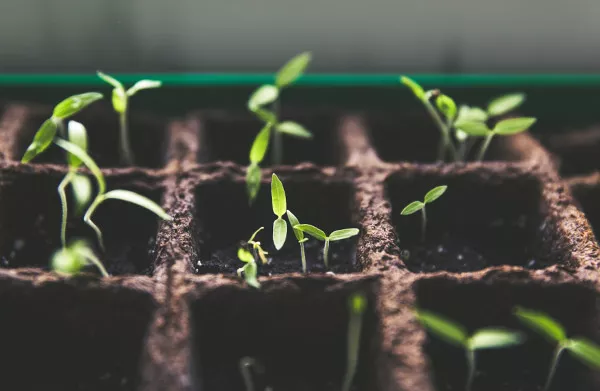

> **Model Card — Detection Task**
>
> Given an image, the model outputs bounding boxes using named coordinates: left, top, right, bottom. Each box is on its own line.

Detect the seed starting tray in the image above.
left=0, top=75, right=599, bottom=391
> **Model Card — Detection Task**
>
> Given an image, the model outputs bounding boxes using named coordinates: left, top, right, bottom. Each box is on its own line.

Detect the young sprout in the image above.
left=416, top=309, right=524, bottom=391
left=97, top=72, right=161, bottom=165
left=246, top=123, right=272, bottom=203
left=52, top=239, right=109, bottom=277
left=58, top=121, right=93, bottom=247
left=248, top=52, right=313, bottom=165
left=271, top=174, right=288, bottom=250
left=401, top=76, right=458, bottom=161
left=247, top=227, right=269, bottom=265
left=286, top=210, right=309, bottom=273
left=515, top=307, right=600, bottom=391
left=293, top=224, right=359, bottom=268
left=21, top=92, right=102, bottom=163
left=237, top=248, right=260, bottom=289
left=342, top=292, right=367, bottom=391
left=401, top=185, right=447, bottom=243
left=51, top=138, right=172, bottom=250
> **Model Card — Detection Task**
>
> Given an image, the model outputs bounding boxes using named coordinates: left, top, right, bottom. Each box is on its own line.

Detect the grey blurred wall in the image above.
left=1, top=0, right=600, bottom=72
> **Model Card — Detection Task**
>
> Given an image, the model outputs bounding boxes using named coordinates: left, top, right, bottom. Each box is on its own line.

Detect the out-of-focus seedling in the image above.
left=342, top=292, right=368, bottom=391
left=21, top=92, right=102, bottom=163
left=416, top=309, right=524, bottom=391
left=515, top=307, right=600, bottom=391
left=246, top=123, right=272, bottom=203
left=52, top=139, right=172, bottom=250
left=51, top=239, right=108, bottom=277
left=293, top=224, right=359, bottom=268
left=401, top=185, right=447, bottom=243
left=271, top=174, right=288, bottom=250
left=239, top=357, right=273, bottom=391
left=97, top=71, right=161, bottom=165
left=286, top=210, right=309, bottom=273
left=248, top=52, right=313, bottom=165
left=237, top=248, right=260, bottom=289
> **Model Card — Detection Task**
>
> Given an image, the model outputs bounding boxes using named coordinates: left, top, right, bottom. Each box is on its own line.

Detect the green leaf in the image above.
left=127, top=79, right=162, bottom=96
left=567, top=338, right=600, bottom=368
left=329, top=228, right=359, bottom=241
left=21, top=118, right=58, bottom=163
left=456, top=105, right=489, bottom=124
left=54, top=138, right=106, bottom=195
left=415, top=310, right=468, bottom=348
left=243, top=261, right=261, bottom=289
left=97, top=71, right=123, bottom=89
left=53, top=92, right=103, bottom=119
left=493, top=117, right=536, bottom=135
left=436, top=95, right=457, bottom=120
left=101, top=190, right=172, bottom=221
left=424, top=186, right=447, bottom=204
left=253, top=108, right=278, bottom=124
left=275, top=121, right=313, bottom=138
left=246, top=163, right=262, bottom=203
left=273, top=217, right=287, bottom=250
left=400, top=76, right=425, bottom=101
left=248, top=85, right=279, bottom=111
left=271, top=174, right=286, bottom=217
left=286, top=210, right=304, bottom=241
left=249, top=124, right=271, bottom=164
left=455, top=128, right=468, bottom=142
left=457, top=121, right=491, bottom=137
left=238, top=248, right=255, bottom=263
left=469, top=329, right=524, bottom=350
left=51, top=247, right=84, bottom=276
left=487, top=93, right=525, bottom=117
left=71, top=174, right=93, bottom=215
left=294, top=224, right=327, bottom=241
left=112, top=88, right=127, bottom=114
left=349, top=293, right=367, bottom=314
left=67, top=120, right=88, bottom=168
left=275, top=52, right=311, bottom=88
left=401, top=201, right=424, bottom=215
left=514, top=307, right=566, bottom=343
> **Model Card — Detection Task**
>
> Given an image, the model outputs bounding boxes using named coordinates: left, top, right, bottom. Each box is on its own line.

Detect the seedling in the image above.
left=293, top=224, right=359, bottom=268
left=286, top=210, right=309, bottom=273
left=271, top=174, right=288, bottom=250
left=97, top=72, right=161, bottom=165
left=58, top=121, right=93, bottom=247
left=237, top=248, right=260, bottom=289
left=247, top=52, right=313, bottom=166
left=21, top=92, right=102, bottom=163
left=416, top=309, right=524, bottom=391
left=342, top=292, right=367, bottom=391
left=247, top=227, right=269, bottom=265
left=51, top=138, right=172, bottom=250
left=401, top=185, right=447, bottom=243
left=51, top=239, right=108, bottom=277
left=239, top=357, right=273, bottom=391
left=246, top=123, right=272, bottom=203
left=515, top=307, right=600, bottom=391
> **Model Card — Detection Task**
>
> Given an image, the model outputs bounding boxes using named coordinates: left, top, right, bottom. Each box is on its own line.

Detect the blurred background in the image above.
left=1, top=0, right=600, bottom=73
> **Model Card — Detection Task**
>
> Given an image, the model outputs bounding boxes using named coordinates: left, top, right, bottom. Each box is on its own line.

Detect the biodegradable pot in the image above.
left=0, top=102, right=598, bottom=391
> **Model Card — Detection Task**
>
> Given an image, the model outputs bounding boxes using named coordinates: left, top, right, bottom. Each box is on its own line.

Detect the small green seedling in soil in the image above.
left=286, top=210, right=309, bottom=273
left=293, top=224, right=359, bottom=268
left=416, top=309, right=524, bottom=391
left=21, top=92, right=102, bottom=163
left=515, top=307, right=600, bottom=391
left=58, top=121, right=93, bottom=247
left=342, top=292, right=367, bottom=391
left=237, top=248, right=260, bottom=289
left=401, top=185, right=447, bottom=243
left=246, top=123, right=272, bottom=203
left=97, top=71, right=161, bottom=165
left=271, top=173, right=288, bottom=250
left=239, top=357, right=273, bottom=391
left=52, top=138, right=172, bottom=250
left=247, top=227, right=270, bottom=265
left=247, top=52, right=313, bottom=166
left=401, top=76, right=458, bottom=161
left=52, top=239, right=109, bottom=277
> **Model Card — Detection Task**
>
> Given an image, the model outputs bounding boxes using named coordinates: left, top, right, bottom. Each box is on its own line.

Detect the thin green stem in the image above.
left=300, top=241, right=307, bottom=273
left=466, top=348, right=476, bottom=391
left=58, top=172, right=75, bottom=248
left=119, top=110, right=134, bottom=165
left=476, top=133, right=495, bottom=162
left=84, top=195, right=106, bottom=251
left=323, top=239, right=330, bottom=268
left=424, top=101, right=458, bottom=162
left=239, top=358, right=256, bottom=391
left=421, top=206, right=427, bottom=243
left=342, top=304, right=364, bottom=391
left=82, top=250, right=109, bottom=277
left=544, top=345, right=565, bottom=391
